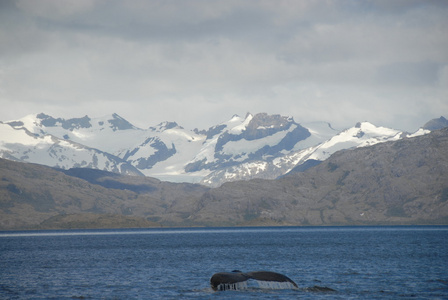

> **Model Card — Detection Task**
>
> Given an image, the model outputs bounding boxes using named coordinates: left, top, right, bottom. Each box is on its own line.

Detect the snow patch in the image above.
left=229, top=114, right=253, bottom=134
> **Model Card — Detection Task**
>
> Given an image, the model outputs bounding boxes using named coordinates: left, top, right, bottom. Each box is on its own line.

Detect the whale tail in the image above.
left=210, top=270, right=298, bottom=291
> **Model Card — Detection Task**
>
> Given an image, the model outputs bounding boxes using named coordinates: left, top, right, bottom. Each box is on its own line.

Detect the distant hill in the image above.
left=0, top=159, right=208, bottom=230
left=1, top=127, right=447, bottom=230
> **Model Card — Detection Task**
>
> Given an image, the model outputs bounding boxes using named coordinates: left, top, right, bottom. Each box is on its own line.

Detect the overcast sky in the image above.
left=1, top=0, right=447, bottom=132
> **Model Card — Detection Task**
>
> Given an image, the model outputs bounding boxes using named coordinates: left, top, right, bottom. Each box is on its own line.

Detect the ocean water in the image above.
left=1, top=226, right=447, bottom=299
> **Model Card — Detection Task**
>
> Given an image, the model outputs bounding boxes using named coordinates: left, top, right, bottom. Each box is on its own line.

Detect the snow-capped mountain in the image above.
left=200, top=121, right=407, bottom=186
left=186, top=113, right=337, bottom=186
left=0, top=120, right=142, bottom=176
left=1, top=113, right=205, bottom=180
left=184, top=113, right=324, bottom=172
left=0, top=112, right=440, bottom=186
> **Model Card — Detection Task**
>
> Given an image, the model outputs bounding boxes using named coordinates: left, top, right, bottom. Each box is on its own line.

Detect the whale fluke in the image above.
left=245, top=271, right=298, bottom=287
left=210, top=270, right=298, bottom=291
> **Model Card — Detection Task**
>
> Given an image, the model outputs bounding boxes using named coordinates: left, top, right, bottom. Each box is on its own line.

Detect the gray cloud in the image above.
left=1, top=0, right=447, bottom=131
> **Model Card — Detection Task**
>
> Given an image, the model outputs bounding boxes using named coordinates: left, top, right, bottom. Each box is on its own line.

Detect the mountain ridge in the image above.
left=1, top=127, right=447, bottom=230
left=0, top=113, right=443, bottom=187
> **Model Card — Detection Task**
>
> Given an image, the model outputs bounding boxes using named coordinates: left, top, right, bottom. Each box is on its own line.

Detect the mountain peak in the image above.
left=355, top=121, right=376, bottom=129
left=423, top=116, right=448, bottom=131
left=350, top=122, right=401, bottom=139
left=106, top=113, right=136, bottom=131
left=244, top=112, right=253, bottom=119
left=247, top=113, right=295, bottom=130
left=149, top=121, right=183, bottom=132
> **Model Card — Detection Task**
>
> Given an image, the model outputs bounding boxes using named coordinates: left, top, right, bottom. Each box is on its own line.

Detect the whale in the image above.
left=210, top=270, right=298, bottom=291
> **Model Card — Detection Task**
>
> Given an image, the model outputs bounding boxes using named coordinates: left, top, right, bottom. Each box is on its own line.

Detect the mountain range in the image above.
left=1, top=125, right=447, bottom=230
left=2, top=113, right=446, bottom=187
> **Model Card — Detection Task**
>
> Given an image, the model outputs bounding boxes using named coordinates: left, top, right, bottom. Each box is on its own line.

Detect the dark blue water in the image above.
left=1, top=226, right=447, bottom=299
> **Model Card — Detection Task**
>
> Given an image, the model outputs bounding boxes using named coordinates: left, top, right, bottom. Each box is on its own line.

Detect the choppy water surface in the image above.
left=1, top=226, right=447, bottom=299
